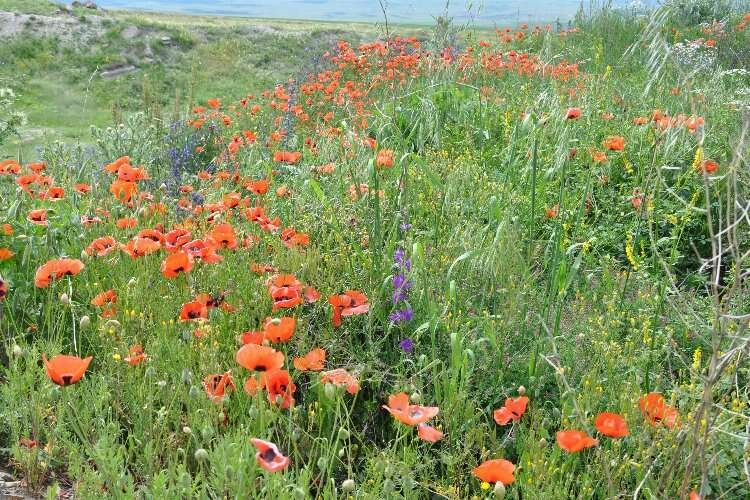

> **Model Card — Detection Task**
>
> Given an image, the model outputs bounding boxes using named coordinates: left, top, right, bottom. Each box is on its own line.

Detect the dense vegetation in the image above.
left=1, top=1, right=750, bottom=498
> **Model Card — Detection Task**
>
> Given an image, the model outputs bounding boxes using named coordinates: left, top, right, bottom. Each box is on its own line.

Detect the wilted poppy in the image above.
left=202, top=371, right=236, bottom=403
left=264, top=369, right=296, bottom=408
left=556, top=429, right=598, bottom=452
left=250, top=438, right=290, bottom=472
left=34, top=258, right=85, bottom=288
left=328, top=290, right=369, bottom=328
left=42, top=354, right=92, bottom=386
left=236, top=344, right=285, bottom=372
left=473, top=459, right=515, bottom=485
left=383, top=392, right=439, bottom=426
left=417, top=424, right=444, bottom=443
left=493, top=396, right=530, bottom=425
left=264, top=317, right=296, bottom=343
left=320, top=368, right=360, bottom=395
left=161, top=251, right=194, bottom=279
left=293, top=348, right=326, bottom=371
left=594, top=412, right=629, bottom=438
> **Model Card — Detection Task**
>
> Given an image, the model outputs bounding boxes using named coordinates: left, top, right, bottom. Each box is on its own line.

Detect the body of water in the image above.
left=95, top=0, right=651, bottom=25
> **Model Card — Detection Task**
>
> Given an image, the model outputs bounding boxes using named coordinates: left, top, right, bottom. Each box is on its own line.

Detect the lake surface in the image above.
left=95, top=1, right=650, bottom=25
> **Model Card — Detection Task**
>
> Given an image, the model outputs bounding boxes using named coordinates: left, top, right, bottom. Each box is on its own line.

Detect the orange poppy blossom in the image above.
left=209, top=223, right=238, bottom=250
left=164, top=228, right=192, bottom=252
left=293, top=348, right=326, bottom=371
left=179, top=300, right=209, bottom=321
left=375, top=149, right=394, bottom=168
left=74, top=183, right=91, bottom=194
left=202, top=371, right=236, bottom=403
left=383, top=392, right=439, bottom=426
left=124, top=344, right=148, bottom=366
left=493, top=396, right=530, bottom=425
left=161, top=251, right=194, bottom=279
left=121, top=237, right=161, bottom=259
left=266, top=274, right=303, bottom=311
left=328, top=290, right=370, bottom=328
left=320, top=368, right=360, bottom=395
left=116, top=217, right=138, bottom=229
left=273, top=150, right=302, bottom=164
left=250, top=438, right=290, bottom=473
left=91, top=289, right=117, bottom=307
left=42, top=354, right=93, bottom=386
left=236, top=344, right=285, bottom=372
left=264, top=368, right=296, bottom=408
left=0, top=159, right=21, bottom=175
left=602, top=135, right=625, bottom=151
left=85, top=236, right=118, bottom=257
left=280, top=228, right=310, bottom=248
left=594, top=412, right=629, bottom=438
left=417, top=424, right=445, bottom=443
left=34, top=258, right=85, bottom=288
left=639, top=392, right=679, bottom=428
left=556, top=429, right=599, bottom=452
left=473, top=458, right=516, bottom=485
left=2, top=223, right=12, bottom=235
left=263, top=316, right=296, bottom=343
left=0, top=248, right=15, bottom=261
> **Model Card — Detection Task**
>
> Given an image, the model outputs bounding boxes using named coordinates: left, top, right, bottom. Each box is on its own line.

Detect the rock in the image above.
left=101, top=65, right=139, bottom=78
left=160, top=36, right=172, bottom=45
left=122, top=25, right=139, bottom=39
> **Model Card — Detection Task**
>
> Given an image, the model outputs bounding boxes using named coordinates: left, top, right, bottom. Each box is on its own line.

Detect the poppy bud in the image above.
left=189, top=385, right=201, bottom=399
left=144, top=366, right=156, bottom=378
left=128, top=277, right=137, bottom=288
left=202, top=426, right=213, bottom=440
left=337, top=428, right=350, bottom=440
left=341, top=479, right=355, bottom=492
left=317, top=457, right=327, bottom=471
left=494, top=481, right=506, bottom=498
left=539, top=437, right=548, bottom=446
left=247, top=407, right=259, bottom=419
left=156, top=380, right=167, bottom=389
left=518, top=385, right=526, bottom=395
left=338, top=448, right=345, bottom=458
left=270, top=318, right=282, bottom=326
left=293, top=488, right=306, bottom=500
left=194, top=448, right=209, bottom=462
left=182, top=426, right=192, bottom=434
left=382, top=479, right=395, bottom=494
left=291, top=429, right=301, bottom=441
left=60, top=293, right=70, bottom=305
left=324, top=382, right=337, bottom=399
left=159, top=183, right=168, bottom=191
left=181, top=368, right=192, bottom=385
left=410, top=392, right=422, bottom=403
left=80, top=249, right=89, bottom=261
left=12, top=344, right=24, bottom=357
left=79, top=315, right=91, bottom=330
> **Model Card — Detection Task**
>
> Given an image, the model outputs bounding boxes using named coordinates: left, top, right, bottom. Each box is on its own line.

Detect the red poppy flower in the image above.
left=124, top=344, right=148, bottom=366
left=202, top=371, right=236, bottom=403
left=417, top=424, right=444, bottom=443
left=602, top=135, right=625, bottom=151
left=236, top=344, right=285, bottom=372
left=74, top=183, right=91, bottom=194
left=241, top=330, right=265, bottom=345
left=473, top=459, right=515, bottom=485
left=556, top=430, right=599, bottom=452
left=209, top=223, right=238, bottom=250
left=28, top=209, right=48, bottom=226
left=243, top=374, right=262, bottom=395
left=86, top=236, right=118, bottom=257
left=164, top=228, right=192, bottom=252
left=639, top=392, right=679, bottom=428
left=293, top=348, right=326, bottom=371
left=179, top=300, right=208, bottom=321
left=0, top=159, right=21, bottom=175
left=264, top=369, right=296, bottom=408
left=280, top=228, right=310, bottom=248
left=250, top=438, right=290, bottom=472
left=328, top=290, right=369, bottom=328
left=245, top=178, right=270, bottom=195
left=383, top=392, right=439, bottom=426
left=698, top=159, right=718, bottom=175
left=594, top=412, right=629, bottom=438
left=493, top=396, right=530, bottom=425
left=42, top=354, right=92, bottom=386
left=263, top=317, right=296, bottom=343
left=161, top=251, right=194, bottom=279
left=320, top=368, right=360, bottom=395
left=91, top=289, right=117, bottom=307
left=273, top=151, right=302, bottom=164
left=376, top=149, right=394, bottom=168
left=564, top=107, right=582, bottom=120
left=34, top=258, right=85, bottom=288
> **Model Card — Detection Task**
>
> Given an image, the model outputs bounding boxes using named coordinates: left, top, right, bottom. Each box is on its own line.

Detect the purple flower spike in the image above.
left=398, top=337, right=414, bottom=354
left=389, top=308, right=414, bottom=323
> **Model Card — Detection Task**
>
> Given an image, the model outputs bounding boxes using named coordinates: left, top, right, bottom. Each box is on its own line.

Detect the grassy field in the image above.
left=1, top=0, right=750, bottom=499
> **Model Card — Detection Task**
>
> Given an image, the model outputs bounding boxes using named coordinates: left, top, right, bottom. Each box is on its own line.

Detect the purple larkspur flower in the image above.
left=393, top=248, right=412, bottom=271
left=389, top=308, right=414, bottom=323
left=398, top=337, right=414, bottom=354
left=399, top=222, right=412, bottom=231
